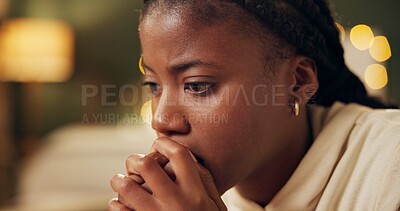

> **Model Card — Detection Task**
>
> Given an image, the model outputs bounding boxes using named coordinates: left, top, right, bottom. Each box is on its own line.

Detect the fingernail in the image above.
left=108, top=197, right=118, bottom=205
left=188, top=150, right=198, bottom=163
left=117, top=174, right=126, bottom=179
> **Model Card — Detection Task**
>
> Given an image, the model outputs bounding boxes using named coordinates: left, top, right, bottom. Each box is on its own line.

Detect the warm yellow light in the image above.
left=0, top=18, right=74, bottom=82
left=369, top=36, right=392, bottom=62
left=0, top=0, right=9, bottom=18
left=335, top=22, right=345, bottom=42
left=139, top=56, right=145, bottom=75
left=364, top=64, right=388, bottom=90
left=140, top=100, right=152, bottom=124
left=350, top=24, right=374, bottom=50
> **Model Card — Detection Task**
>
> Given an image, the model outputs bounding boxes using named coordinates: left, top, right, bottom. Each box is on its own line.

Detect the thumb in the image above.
left=196, top=163, right=227, bottom=211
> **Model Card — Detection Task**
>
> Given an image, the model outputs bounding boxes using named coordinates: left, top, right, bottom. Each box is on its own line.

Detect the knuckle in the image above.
left=171, top=146, right=188, bottom=158
left=110, top=174, right=122, bottom=191
left=153, top=137, right=165, bottom=146
left=118, top=179, right=133, bottom=195
left=110, top=175, right=134, bottom=195
left=125, top=155, right=133, bottom=169
left=151, top=139, right=159, bottom=149
left=136, top=156, right=156, bottom=172
left=125, top=154, right=138, bottom=169
left=126, top=154, right=145, bottom=173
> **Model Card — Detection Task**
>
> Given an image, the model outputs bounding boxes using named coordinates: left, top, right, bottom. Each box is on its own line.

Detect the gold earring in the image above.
left=139, top=56, right=145, bottom=75
left=293, top=100, right=300, bottom=117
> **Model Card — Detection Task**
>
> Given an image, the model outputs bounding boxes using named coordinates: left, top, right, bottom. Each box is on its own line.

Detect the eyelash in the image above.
left=184, top=82, right=215, bottom=96
left=142, top=82, right=215, bottom=97
left=142, top=82, right=161, bottom=96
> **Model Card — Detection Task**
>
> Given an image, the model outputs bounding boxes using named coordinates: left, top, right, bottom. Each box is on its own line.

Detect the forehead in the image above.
left=139, top=11, right=251, bottom=69
left=140, top=1, right=271, bottom=40
left=139, top=6, right=275, bottom=57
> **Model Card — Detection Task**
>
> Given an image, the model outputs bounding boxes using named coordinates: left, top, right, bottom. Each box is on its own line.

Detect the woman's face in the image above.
left=139, top=11, right=296, bottom=193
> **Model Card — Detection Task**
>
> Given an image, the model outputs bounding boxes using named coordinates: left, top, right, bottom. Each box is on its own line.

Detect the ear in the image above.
left=290, top=56, right=319, bottom=105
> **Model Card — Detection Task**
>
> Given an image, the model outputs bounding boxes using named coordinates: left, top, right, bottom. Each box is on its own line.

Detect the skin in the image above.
left=110, top=7, right=319, bottom=211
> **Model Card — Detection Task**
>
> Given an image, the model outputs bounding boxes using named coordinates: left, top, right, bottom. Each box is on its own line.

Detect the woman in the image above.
left=109, top=0, right=400, bottom=210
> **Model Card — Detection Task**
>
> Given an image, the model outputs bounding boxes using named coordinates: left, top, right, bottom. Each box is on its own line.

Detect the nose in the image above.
left=151, top=90, right=190, bottom=136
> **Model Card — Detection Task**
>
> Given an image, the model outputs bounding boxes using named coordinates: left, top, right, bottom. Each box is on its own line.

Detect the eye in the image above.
left=142, top=82, right=162, bottom=96
left=184, top=82, right=214, bottom=96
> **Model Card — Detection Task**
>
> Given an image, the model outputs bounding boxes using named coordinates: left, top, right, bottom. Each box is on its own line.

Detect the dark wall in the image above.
left=7, top=0, right=144, bottom=136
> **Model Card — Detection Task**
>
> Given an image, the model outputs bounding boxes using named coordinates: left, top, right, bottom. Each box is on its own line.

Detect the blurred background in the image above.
left=0, top=0, right=398, bottom=210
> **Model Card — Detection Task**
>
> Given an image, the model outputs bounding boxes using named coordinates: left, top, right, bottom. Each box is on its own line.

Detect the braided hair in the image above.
left=141, top=0, right=397, bottom=108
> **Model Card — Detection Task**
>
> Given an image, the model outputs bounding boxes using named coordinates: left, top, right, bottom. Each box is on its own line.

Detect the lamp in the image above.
left=0, top=18, right=74, bottom=202
left=0, top=18, right=74, bottom=82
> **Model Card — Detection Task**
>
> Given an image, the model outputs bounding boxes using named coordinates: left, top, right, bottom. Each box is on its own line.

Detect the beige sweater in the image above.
left=222, top=102, right=400, bottom=211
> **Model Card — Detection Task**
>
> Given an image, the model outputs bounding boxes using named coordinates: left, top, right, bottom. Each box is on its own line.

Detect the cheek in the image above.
left=185, top=88, right=267, bottom=191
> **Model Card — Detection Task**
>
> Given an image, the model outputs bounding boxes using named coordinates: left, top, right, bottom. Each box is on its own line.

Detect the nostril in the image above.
left=152, top=113, right=191, bottom=135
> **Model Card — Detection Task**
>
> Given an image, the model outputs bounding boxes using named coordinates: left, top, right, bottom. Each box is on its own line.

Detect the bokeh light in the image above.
left=350, top=24, right=374, bottom=50
left=335, top=22, right=345, bottom=42
left=369, top=36, right=392, bottom=62
left=0, top=18, right=74, bottom=82
left=364, top=64, right=388, bottom=90
left=140, top=100, right=152, bottom=124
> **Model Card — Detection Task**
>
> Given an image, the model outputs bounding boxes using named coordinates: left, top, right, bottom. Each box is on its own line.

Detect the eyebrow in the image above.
left=141, top=58, right=222, bottom=73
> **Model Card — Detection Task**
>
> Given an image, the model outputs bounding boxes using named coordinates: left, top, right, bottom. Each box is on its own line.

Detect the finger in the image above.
left=147, top=151, right=169, bottom=167
left=125, top=154, right=145, bottom=177
left=125, top=174, right=153, bottom=194
left=126, top=153, right=170, bottom=176
left=116, top=195, right=135, bottom=210
left=110, top=174, right=156, bottom=210
left=127, top=173, right=145, bottom=184
left=151, top=137, right=203, bottom=189
left=196, top=163, right=227, bottom=211
left=108, top=197, right=133, bottom=211
left=163, top=162, right=176, bottom=181
left=126, top=154, right=175, bottom=197
left=127, top=152, right=170, bottom=180
left=147, top=152, right=176, bottom=181
left=126, top=153, right=173, bottom=193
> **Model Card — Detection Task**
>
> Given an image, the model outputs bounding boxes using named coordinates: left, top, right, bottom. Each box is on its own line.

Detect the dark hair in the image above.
left=141, top=0, right=398, bottom=109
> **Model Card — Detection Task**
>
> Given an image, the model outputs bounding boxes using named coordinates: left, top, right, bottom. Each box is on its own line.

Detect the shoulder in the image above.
left=356, top=106, right=400, bottom=133
left=313, top=102, right=400, bottom=210
left=334, top=103, right=400, bottom=174
left=341, top=104, right=400, bottom=210
left=315, top=102, right=400, bottom=143
left=350, top=105, right=400, bottom=147
left=358, top=108, right=400, bottom=210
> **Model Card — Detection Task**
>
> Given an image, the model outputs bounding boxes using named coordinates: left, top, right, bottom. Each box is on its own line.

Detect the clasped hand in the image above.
left=109, top=137, right=227, bottom=211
